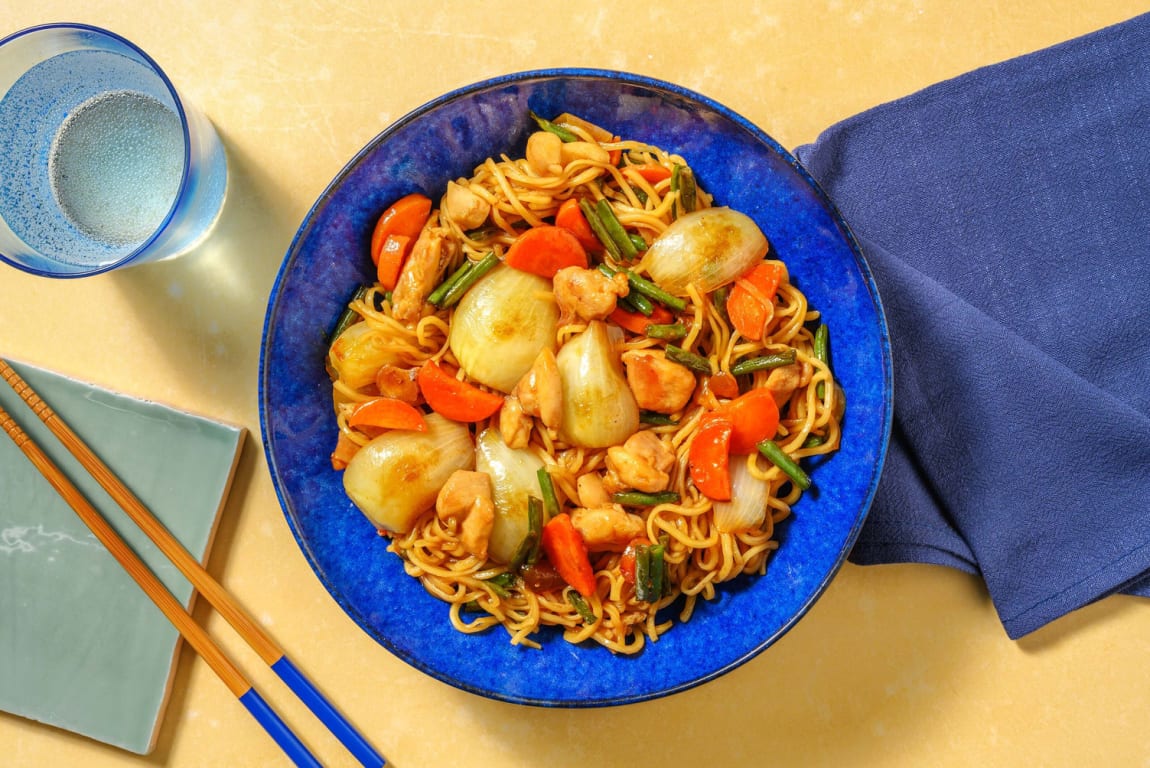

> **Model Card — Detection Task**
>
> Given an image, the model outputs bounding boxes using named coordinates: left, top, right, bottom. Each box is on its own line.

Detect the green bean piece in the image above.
left=665, top=344, right=712, bottom=375
left=802, top=433, right=827, bottom=449
left=462, top=600, right=484, bottom=613
left=612, top=491, right=681, bottom=507
left=529, top=110, right=578, bottom=142
left=595, top=198, right=639, bottom=261
left=671, top=164, right=698, bottom=218
left=427, top=260, right=472, bottom=306
left=814, top=323, right=830, bottom=399
left=439, top=251, right=499, bottom=308
left=329, top=284, right=372, bottom=344
left=510, top=495, right=545, bottom=570
left=567, top=590, right=597, bottom=624
left=757, top=439, right=812, bottom=491
left=620, top=268, right=687, bottom=312
left=634, top=544, right=653, bottom=602
left=729, top=349, right=798, bottom=377
left=626, top=291, right=654, bottom=315
left=648, top=542, right=666, bottom=599
left=645, top=322, right=688, bottom=340
left=537, top=467, right=560, bottom=520
left=579, top=198, right=623, bottom=260
left=640, top=412, right=679, bottom=426
left=482, top=573, right=514, bottom=599
left=628, top=233, right=648, bottom=253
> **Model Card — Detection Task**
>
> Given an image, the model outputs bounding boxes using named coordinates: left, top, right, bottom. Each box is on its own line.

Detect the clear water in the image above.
left=0, top=48, right=218, bottom=271
left=49, top=90, right=183, bottom=247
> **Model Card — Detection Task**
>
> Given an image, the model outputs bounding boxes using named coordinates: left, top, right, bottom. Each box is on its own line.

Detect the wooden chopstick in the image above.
left=0, top=359, right=385, bottom=767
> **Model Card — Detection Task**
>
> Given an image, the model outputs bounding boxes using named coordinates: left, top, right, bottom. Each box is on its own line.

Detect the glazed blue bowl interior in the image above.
left=259, top=69, right=892, bottom=707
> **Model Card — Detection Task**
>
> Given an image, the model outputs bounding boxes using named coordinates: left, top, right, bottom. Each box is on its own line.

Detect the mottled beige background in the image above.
left=3, top=2, right=1148, bottom=766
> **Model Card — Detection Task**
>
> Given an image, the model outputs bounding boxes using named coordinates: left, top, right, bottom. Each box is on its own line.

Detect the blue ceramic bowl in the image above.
left=259, top=69, right=892, bottom=707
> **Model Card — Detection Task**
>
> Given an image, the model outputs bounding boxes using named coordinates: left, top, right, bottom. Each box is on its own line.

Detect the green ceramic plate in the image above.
left=0, top=360, right=244, bottom=754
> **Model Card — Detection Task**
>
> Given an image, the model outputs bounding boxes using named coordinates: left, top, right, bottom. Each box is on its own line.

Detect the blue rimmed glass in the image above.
left=0, top=23, right=227, bottom=277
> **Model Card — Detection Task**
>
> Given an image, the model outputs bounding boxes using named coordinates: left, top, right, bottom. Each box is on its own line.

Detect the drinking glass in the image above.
left=0, top=23, right=228, bottom=277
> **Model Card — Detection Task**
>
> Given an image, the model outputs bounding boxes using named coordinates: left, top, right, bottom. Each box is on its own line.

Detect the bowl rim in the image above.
left=258, top=67, right=893, bottom=707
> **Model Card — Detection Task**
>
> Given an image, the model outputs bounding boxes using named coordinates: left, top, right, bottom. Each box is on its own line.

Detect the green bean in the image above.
left=438, top=251, right=499, bottom=308
left=645, top=323, right=688, bottom=340
left=329, top=284, right=372, bottom=343
left=427, top=260, right=472, bottom=306
left=482, top=573, right=515, bottom=599
left=640, top=412, right=679, bottom=426
left=665, top=344, right=712, bottom=375
left=628, top=233, right=648, bottom=253
left=619, top=268, right=687, bottom=312
left=595, top=199, right=639, bottom=261
left=529, top=110, right=578, bottom=142
left=567, top=590, right=597, bottom=624
left=671, top=164, right=697, bottom=218
left=579, top=199, right=623, bottom=260
left=634, top=545, right=653, bottom=601
left=802, top=433, right=827, bottom=449
left=814, top=323, right=830, bottom=398
left=757, top=439, right=812, bottom=491
left=729, top=349, right=797, bottom=376
left=612, top=491, right=681, bottom=507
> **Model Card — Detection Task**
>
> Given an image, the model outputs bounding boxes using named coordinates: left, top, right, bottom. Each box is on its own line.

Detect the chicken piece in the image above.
left=374, top=364, right=420, bottom=404
left=570, top=505, right=645, bottom=552
left=513, top=348, right=562, bottom=430
left=764, top=362, right=811, bottom=408
left=498, top=394, right=533, bottom=450
left=440, top=181, right=490, bottom=230
left=576, top=472, right=612, bottom=508
left=392, top=213, right=456, bottom=323
left=552, top=266, right=629, bottom=325
left=621, top=349, right=697, bottom=414
left=435, top=469, right=495, bottom=559
left=605, top=430, right=675, bottom=493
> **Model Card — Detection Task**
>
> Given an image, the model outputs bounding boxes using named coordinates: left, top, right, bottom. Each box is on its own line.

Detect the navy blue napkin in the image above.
left=794, top=13, right=1150, bottom=638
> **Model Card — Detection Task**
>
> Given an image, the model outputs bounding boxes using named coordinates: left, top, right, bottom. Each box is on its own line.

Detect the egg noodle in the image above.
left=327, top=113, right=841, bottom=654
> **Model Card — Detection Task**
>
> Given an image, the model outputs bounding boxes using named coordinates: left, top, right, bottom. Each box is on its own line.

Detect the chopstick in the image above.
left=0, top=359, right=386, bottom=767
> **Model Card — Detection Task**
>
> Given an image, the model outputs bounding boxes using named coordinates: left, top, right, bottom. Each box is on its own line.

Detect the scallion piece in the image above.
left=729, top=349, right=797, bottom=376
left=567, top=590, right=597, bottom=624
left=579, top=199, right=623, bottom=260
left=510, top=495, right=545, bottom=570
left=537, top=466, right=560, bottom=520
left=595, top=198, right=639, bottom=261
left=757, top=439, right=812, bottom=491
left=814, top=323, right=830, bottom=399
left=612, top=490, right=681, bottom=507
left=428, top=259, right=472, bottom=306
left=665, top=344, right=712, bottom=375
left=645, top=322, right=688, bottom=340
left=329, top=284, right=372, bottom=343
left=529, top=110, right=578, bottom=142
left=438, top=251, right=499, bottom=308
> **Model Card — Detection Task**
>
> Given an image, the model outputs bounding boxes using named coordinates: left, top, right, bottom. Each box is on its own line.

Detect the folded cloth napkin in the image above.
left=794, top=12, right=1150, bottom=638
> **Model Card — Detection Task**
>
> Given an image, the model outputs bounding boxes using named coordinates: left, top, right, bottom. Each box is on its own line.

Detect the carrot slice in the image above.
left=607, top=304, right=675, bottom=335
left=370, top=193, right=432, bottom=266
left=625, top=164, right=673, bottom=184
left=541, top=513, right=597, bottom=597
left=688, top=412, right=733, bottom=501
left=706, top=371, right=741, bottom=400
left=723, top=387, right=780, bottom=454
left=416, top=360, right=504, bottom=422
left=554, top=198, right=601, bottom=251
left=726, top=261, right=784, bottom=341
left=375, top=234, right=411, bottom=291
left=347, top=396, right=428, bottom=432
left=503, top=224, right=588, bottom=279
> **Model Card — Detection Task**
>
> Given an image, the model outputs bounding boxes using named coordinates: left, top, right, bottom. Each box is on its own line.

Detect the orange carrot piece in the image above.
left=688, top=412, right=733, bottom=501
left=608, top=304, right=675, bottom=335
left=723, top=387, right=780, bottom=455
left=541, top=513, right=597, bottom=597
left=619, top=536, right=650, bottom=585
left=626, top=164, right=673, bottom=184
left=370, top=192, right=432, bottom=266
left=503, top=224, right=588, bottom=279
left=347, top=396, right=428, bottom=432
left=375, top=234, right=411, bottom=291
left=554, top=198, right=601, bottom=251
left=706, top=371, right=741, bottom=400
left=726, top=261, right=784, bottom=341
left=416, top=360, right=504, bottom=422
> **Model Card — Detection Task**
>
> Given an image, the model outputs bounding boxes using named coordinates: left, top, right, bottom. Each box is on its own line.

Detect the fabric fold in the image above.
left=793, top=12, right=1150, bottom=637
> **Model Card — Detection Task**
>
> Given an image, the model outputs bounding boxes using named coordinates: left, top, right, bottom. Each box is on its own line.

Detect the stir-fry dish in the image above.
left=326, top=112, right=842, bottom=653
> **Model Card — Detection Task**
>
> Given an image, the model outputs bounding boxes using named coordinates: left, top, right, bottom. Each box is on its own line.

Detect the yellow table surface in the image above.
left=4, top=2, right=1148, bottom=766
